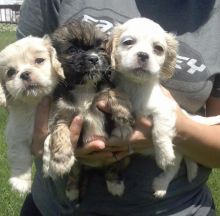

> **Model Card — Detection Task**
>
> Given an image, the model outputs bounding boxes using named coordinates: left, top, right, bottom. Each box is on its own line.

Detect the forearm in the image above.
left=175, top=116, right=220, bottom=168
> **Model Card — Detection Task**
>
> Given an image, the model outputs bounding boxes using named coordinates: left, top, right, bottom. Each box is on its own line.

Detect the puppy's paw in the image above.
left=153, top=190, right=167, bottom=198
left=65, top=187, right=79, bottom=201
left=50, top=153, right=75, bottom=176
left=114, top=115, right=133, bottom=126
left=152, top=176, right=168, bottom=199
left=106, top=180, right=125, bottom=196
left=50, top=127, right=75, bottom=176
left=155, top=149, right=175, bottom=170
left=9, top=177, right=31, bottom=194
left=110, top=125, right=133, bottom=141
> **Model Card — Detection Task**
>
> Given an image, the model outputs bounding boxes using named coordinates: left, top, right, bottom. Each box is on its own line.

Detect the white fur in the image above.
left=111, top=18, right=178, bottom=170
left=0, top=36, right=64, bottom=194
left=65, top=187, right=79, bottom=201
left=106, top=180, right=125, bottom=196
left=0, top=82, right=6, bottom=107
left=110, top=18, right=220, bottom=198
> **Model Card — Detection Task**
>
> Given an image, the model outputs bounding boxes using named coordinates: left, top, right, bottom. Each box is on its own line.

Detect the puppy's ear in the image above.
left=161, top=33, right=178, bottom=79
left=107, top=25, right=123, bottom=70
left=0, top=52, right=7, bottom=107
left=43, top=35, right=65, bottom=79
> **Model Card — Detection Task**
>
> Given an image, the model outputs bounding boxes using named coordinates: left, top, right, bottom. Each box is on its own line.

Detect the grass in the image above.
left=209, top=170, right=220, bottom=213
left=0, top=24, right=220, bottom=215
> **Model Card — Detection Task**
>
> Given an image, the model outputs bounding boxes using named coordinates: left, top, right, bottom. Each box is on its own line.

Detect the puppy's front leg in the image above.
left=49, top=122, right=75, bottom=176
left=152, top=152, right=182, bottom=198
left=8, top=143, right=32, bottom=194
left=65, top=162, right=81, bottom=201
left=152, top=110, right=176, bottom=170
left=107, top=89, right=134, bottom=140
left=105, top=157, right=130, bottom=196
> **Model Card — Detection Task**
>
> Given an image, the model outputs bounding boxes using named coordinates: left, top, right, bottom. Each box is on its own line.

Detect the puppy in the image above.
left=108, top=17, right=220, bottom=198
left=42, top=21, right=133, bottom=200
left=0, top=36, right=64, bottom=194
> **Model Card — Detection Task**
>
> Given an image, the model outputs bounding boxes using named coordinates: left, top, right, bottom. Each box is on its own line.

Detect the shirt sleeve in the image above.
left=210, top=74, right=220, bottom=98
left=16, top=0, right=61, bottom=39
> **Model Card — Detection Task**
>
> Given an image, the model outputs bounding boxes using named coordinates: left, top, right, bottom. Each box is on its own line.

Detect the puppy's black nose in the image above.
left=137, top=52, right=149, bottom=61
left=20, top=72, right=30, bottom=80
left=88, top=55, right=99, bottom=65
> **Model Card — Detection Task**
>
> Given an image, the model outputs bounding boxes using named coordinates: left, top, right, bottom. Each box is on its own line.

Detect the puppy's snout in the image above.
left=137, top=52, right=149, bottom=62
left=20, top=71, right=30, bottom=81
left=88, top=55, right=99, bottom=65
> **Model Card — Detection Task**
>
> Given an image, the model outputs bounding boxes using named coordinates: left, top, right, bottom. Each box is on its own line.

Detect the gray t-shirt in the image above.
left=17, top=0, right=220, bottom=215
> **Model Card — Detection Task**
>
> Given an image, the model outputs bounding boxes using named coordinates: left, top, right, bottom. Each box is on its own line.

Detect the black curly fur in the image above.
left=50, top=21, right=113, bottom=101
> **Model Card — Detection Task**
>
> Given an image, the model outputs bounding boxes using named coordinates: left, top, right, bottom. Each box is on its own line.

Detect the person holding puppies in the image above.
left=17, top=0, right=220, bottom=215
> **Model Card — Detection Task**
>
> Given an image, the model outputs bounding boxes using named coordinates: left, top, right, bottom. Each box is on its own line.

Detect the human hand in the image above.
left=75, top=124, right=153, bottom=166
left=104, top=116, right=153, bottom=159
left=74, top=121, right=152, bottom=166
left=31, top=95, right=117, bottom=165
left=97, top=95, right=153, bottom=160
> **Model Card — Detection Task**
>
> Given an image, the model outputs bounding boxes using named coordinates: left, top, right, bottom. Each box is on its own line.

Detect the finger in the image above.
left=115, top=152, right=130, bottom=161
left=106, top=139, right=128, bottom=147
left=105, top=146, right=128, bottom=152
left=129, top=129, right=146, bottom=141
left=69, top=115, right=83, bottom=148
left=96, top=99, right=111, bottom=113
left=128, top=116, right=153, bottom=140
left=76, top=140, right=106, bottom=155
left=135, top=116, right=152, bottom=130
left=76, top=150, right=113, bottom=159
left=31, top=97, right=51, bottom=157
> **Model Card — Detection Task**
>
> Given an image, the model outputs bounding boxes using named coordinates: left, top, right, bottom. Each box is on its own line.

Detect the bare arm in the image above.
left=175, top=95, right=220, bottom=168
left=106, top=91, right=220, bottom=168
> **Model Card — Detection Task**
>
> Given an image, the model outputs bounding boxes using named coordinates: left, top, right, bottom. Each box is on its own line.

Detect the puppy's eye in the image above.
left=154, top=44, right=164, bottom=55
left=35, top=58, right=45, bottom=64
left=7, top=68, right=16, bottom=78
left=67, top=46, right=78, bottom=54
left=98, top=47, right=106, bottom=52
left=122, top=38, right=135, bottom=46
left=95, top=38, right=104, bottom=47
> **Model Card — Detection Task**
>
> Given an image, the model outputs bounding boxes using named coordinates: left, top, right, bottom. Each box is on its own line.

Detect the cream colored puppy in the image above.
left=108, top=17, right=220, bottom=198
left=110, top=17, right=178, bottom=170
left=0, top=36, right=64, bottom=194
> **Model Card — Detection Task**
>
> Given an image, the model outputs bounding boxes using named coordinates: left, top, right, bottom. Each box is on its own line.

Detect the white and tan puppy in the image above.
left=108, top=17, right=220, bottom=198
left=0, top=36, right=64, bottom=194
left=109, top=17, right=178, bottom=169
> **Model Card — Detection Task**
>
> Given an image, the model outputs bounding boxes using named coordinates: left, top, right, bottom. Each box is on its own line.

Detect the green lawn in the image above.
left=0, top=24, right=220, bottom=216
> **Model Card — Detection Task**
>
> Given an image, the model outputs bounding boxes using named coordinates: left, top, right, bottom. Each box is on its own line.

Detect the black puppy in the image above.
left=42, top=21, right=133, bottom=201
